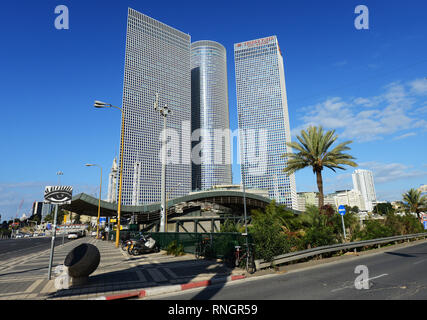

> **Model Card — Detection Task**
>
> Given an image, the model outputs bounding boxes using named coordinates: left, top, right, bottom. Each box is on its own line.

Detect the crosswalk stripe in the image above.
left=146, top=268, right=167, bottom=282
left=162, top=267, right=178, bottom=279
left=25, top=279, right=44, bottom=293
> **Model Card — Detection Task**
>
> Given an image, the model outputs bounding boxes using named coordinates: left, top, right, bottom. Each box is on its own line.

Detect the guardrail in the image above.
left=254, top=232, right=427, bottom=270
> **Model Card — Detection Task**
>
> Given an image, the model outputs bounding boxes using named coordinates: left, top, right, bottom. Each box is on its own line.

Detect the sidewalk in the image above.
left=0, top=237, right=245, bottom=300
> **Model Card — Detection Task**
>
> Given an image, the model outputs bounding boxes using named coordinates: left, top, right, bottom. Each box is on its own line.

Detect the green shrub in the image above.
left=220, top=219, right=240, bottom=233
left=301, top=225, right=337, bottom=248
left=249, top=203, right=290, bottom=262
left=166, top=240, right=185, bottom=256
left=358, top=219, right=394, bottom=240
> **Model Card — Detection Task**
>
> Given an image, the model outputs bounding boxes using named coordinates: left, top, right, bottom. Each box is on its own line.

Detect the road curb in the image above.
left=92, top=274, right=246, bottom=300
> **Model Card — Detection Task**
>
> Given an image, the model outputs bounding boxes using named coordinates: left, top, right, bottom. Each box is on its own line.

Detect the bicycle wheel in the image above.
left=195, top=243, right=202, bottom=259
left=121, top=241, right=128, bottom=251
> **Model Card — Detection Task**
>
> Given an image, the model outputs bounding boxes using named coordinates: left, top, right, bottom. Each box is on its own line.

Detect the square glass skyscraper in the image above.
left=234, top=35, right=297, bottom=210
left=120, top=8, right=192, bottom=205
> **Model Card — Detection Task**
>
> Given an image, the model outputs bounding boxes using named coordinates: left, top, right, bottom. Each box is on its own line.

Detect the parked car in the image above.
left=67, top=233, right=78, bottom=239
left=15, top=234, right=23, bottom=238
left=91, top=231, right=97, bottom=237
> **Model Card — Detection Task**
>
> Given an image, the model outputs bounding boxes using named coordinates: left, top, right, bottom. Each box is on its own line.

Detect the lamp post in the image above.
left=238, top=109, right=249, bottom=271
left=166, top=183, right=182, bottom=232
left=94, top=100, right=124, bottom=248
left=154, top=93, right=171, bottom=233
left=57, top=171, right=63, bottom=185
left=85, top=163, right=102, bottom=239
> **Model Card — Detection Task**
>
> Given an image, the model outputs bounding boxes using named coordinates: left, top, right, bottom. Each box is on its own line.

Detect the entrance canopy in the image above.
left=61, top=190, right=276, bottom=223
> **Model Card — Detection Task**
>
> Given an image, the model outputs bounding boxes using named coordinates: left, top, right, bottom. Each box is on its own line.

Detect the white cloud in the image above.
left=333, top=60, right=348, bottom=67
left=392, top=132, right=417, bottom=140
left=295, top=80, right=426, bottom=142
left=409, top=78, right=427, bottom=95
left=359, top=161, right=427, bottom=184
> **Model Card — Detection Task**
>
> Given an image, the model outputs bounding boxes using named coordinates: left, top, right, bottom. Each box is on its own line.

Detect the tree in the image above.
left=249, top=202, right=294, bottom=261
left=283, top=126, right=358, bottom=209
left=402, top=188, right=427, bottom=219
left=373, top=203, right=394, bottom=215
left=73, top=214, right=81, bottom=224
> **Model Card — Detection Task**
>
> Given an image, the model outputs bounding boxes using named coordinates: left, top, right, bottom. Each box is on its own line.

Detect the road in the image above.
left=150, top=240, right=427, bottom=300
left=0, top=236, right=73, bottom=262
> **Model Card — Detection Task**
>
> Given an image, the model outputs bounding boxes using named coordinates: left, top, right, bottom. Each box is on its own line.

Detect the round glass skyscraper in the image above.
left=191, top=40, right=232, bottom=191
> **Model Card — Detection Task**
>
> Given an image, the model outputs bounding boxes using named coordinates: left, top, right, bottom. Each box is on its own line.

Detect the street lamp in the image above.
left=238, top=109, right=249, bottom=271
left=85, top=163, right=102, bottom=239
left=154, top=93, right=171, bottom=233
left=166, top=183, right=182, bottom=232
left=57, top=171, right=63, bottom=185
left=94, top=100, right=124, bottom=248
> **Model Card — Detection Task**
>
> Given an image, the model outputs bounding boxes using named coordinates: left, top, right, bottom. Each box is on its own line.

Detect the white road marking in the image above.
left=413, top=259, right=427, bottom=265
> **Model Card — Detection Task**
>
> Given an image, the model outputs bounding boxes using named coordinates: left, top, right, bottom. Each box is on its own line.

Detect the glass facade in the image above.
left=234, top=36, right=297, bottom=209
left=120, top=8, right=192, bottom=205
left=191, top=40, right=232, bottom=191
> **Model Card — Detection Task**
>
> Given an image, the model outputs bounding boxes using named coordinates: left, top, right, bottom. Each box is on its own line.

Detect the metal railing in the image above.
left=254, top=232, right=427, bottom=270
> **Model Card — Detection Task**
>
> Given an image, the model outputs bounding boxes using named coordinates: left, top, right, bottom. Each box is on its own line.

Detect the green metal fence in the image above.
left=108, top=230, right=252, bottom=260
left=149, top=232, right=253, bottom=259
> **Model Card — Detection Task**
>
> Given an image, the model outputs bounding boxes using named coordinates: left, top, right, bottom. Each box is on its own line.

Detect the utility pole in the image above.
left=154, top=93, right=171, bottom=233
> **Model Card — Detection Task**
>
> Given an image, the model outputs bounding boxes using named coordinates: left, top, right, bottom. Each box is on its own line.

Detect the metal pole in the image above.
left=238, top=121, right=249, bottom=271
left=160, top=116, right=167, bottom=232
left=47, top=204, right=58, bottom=280
left=115, top=109, right=125, bottom=248
left=341, top=215, right=347, bottom=241
left=97, top=166, right=102, bottom=239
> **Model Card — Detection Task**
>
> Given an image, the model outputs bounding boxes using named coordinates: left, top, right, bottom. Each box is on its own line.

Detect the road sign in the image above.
left=110, top=219, right=117, bottom=223
left=338, top=205, right=347, bottom=240
left=424, top=221, right=427, bottom=230
left=99, top=217, right=106, bottom=224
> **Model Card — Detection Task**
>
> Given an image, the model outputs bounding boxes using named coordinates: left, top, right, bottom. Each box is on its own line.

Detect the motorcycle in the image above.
left=128, top=234, right=160, bottom=256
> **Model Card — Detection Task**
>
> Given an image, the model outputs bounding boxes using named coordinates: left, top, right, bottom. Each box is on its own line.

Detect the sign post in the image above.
left=338, top=205, right=347, bottom=241
left=44, top=186, right=73, bottom=280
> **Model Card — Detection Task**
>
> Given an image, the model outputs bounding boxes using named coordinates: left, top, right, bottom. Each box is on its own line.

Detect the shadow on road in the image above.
left=47, top=254, right=236, bottom=299
left=384, top=252, right=417, bottom=258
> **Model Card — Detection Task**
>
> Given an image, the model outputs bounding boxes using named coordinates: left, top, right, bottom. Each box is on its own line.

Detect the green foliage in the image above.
left=282, top=126, right=358, bottom=208
left=357, top=219, right=394, bottom=240
left=249, top=202, right=290, bottom=261
left=73, top=214, right=81, bottom=224
left=300, top=225, right=337, bottom=248
left=283, top=126, right=358, bottom=175
left=166, top=240, right=185, bottom=256
left=384, top=213, right=424, bottom=235
left=402, top=188, right=427, bottom=219
left=297, top=205, right=328, bottom=229
left=373, top=203, right=395, bottom=215
left=220, top=219, right=240, bottom=233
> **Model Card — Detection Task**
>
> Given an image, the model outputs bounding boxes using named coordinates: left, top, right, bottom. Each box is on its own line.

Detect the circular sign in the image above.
left=338, top=205, right=346, bottom=216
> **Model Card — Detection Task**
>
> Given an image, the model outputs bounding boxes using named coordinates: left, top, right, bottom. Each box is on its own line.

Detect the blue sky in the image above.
left=1, top=0, right=426, bottom=221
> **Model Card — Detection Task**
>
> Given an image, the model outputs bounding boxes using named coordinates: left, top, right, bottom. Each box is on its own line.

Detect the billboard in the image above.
left=44, top=186, right=73, bottom=205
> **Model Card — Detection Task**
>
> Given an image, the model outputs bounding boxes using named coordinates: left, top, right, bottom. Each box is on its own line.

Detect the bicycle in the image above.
left=121, top=239, right=132, bottom=251
left=195, top=235, right=212, bottom=259
left=234, top=243, right=256, bottom=274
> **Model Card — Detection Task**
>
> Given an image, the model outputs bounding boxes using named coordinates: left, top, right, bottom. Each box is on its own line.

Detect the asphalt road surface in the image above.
left=150, top=241, right=427, bottom=300
left=0, top=236, right=73, bottom=262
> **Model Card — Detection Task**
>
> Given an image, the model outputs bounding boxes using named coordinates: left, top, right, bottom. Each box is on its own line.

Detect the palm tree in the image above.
left=283, top=126, right=358, bottom=209
left=402, top=188, right=426, bottom=219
